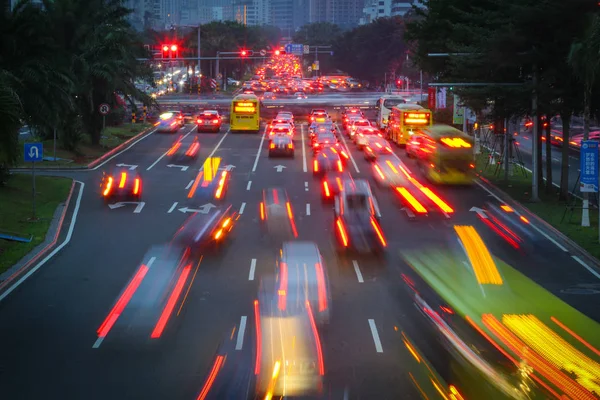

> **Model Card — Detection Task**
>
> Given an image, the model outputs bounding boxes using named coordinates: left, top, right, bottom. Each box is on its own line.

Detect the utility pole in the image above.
left=197, top=24, right=201, bottom=76
left=531, top=67, right=540, bottom=202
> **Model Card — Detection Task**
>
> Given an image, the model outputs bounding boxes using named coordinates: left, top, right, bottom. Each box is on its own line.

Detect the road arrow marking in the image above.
left=274, top=165, right=286, bottom=172
left=167, top=164, right=189, bottom=171
left=219, top=164, right=236, bottom=171
left=116, top=163, right=138, bottom=170
left=178, top=203, right=217, bottom=214
left=108, top=202, right=145, bottom=213
left=469, top=207, right=488, bottom=219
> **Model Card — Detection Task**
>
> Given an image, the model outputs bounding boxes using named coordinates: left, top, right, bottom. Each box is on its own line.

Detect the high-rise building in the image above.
left=308, top=0, right=327, bottom=23
left=328, top=0, right=365, bottom=29
left=271, top=0, right=310, bottom=33
left=390, top=0, right=423, bottom=17
left=359, top=0, right=391, bottom=25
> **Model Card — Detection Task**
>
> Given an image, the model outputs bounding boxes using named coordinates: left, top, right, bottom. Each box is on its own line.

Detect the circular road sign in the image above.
left=260, top=49, right=267, bottom=56
left=217, top=73, right=223, bottom=80
left=99, top=103, right=110, bottom=115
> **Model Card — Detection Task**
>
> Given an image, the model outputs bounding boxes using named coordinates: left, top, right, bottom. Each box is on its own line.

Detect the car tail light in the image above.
left=314, top=143, right=320, bottom=147
left=337, top=160, right=343, bottom=171
left=260, top=202, right=265, bottom=220
left=118, top=172, right=127, bottom=188
left=386, top=147, right=392, bottom=153
left=170, top=121, right=178, bottom=127
left=323, top=181, right=331, bottom=197
left=103, top=176, right=113, bottom=196
left=287, top=143, right=293, bottom=149
left=212, top=119, right=219, bottom=124
left=313, top=160, right=319, bottom=172
left=371, top=218, right=387, bottom=247
left=336, top=218, right=349, bottom=247
left=133, top=178, right=141, bottom=195
left=270, top=143, right=275, bottom=149
left=197, top=119, right=203, bottom=124
left=215, top=171, right=227, bottom=199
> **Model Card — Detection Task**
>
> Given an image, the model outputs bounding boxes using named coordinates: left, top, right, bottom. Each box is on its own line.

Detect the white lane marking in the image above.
left=146, top=125, right=195, bottom=170
left=343, top=387, right=349, bottom=400
left=572, top=255, right=600, bottom=280
left=0, top=181, right=85, bottom=303
left=168, top=202, right=178, bottom=213
left=92, top=129, right=157, bottom=170
left=474, top=180, right=568, bottom=252
left=246, top=181, right=252, bottom=190
left=251, top=127, right=267, bottom=172
left=352, top=260, right=364, bottom=283
left=92, top=337, right=104, bottom=348
left=368, top=319, right=383, bottom=353
left=305, top=181, right=309, bottom=191
left=336, top=124, right=360, bottom=173
left=249, top=258, right=256, bottom=280
left=306, top=203, right=311, bottom=216
left=199, top=130, right=229, bottom=170
left=185, top=179, right=194, bottom=189
left=239, top=202, right=246, bottom=214
left=236, top=316, right=247, bottom=350
left=301, top=124, right=308, bottom=172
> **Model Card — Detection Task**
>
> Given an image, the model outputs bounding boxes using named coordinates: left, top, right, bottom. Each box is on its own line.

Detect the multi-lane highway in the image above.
left=1, top=112, right=599, bottom=399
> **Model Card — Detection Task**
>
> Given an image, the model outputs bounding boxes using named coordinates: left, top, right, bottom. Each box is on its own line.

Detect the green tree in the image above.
left=43, top=0, right=153, bottom=146
left=333, top=17, right=406, bottom=83
left=293, top=22, right=342, bottom=46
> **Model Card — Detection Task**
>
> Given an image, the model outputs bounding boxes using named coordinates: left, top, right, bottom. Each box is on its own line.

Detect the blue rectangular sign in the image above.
left=285, top=43, right=304, bottom=55
left=580, top=140, right=599, bottom=193
left=24, top=142, right=43, bottom=162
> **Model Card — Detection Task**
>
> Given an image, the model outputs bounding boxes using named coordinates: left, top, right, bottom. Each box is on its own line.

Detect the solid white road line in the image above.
left=236, top=316, right=247, bottom=350
left=146, top=126, right=195, bottom=171
left=239, top=202, right=246, bottom=215
left=168, top=202, right=178, bottom=213
left=92, top=337, right=104, bottom=349
left=0, top=181, right=85, bottom=303
left=474, top=180, right=569, bottom=252
left=201, top=131, right=230, bottom=169
left=336, top=124, right=360, bottom=173
left=185, top=179, right=194, bottom=189
left=368, top=319, right=383, bottom=353
left=572, top=255, right=600, bottom=280
left=305, top=181, right=309, bottom=191
left=306, top=203, right=311, bottom=216
left=246, top=181, right=252, bottom=190
left=252, top=128, right=267, bottom=172
left=249, top=258, right=256, bottom=280
left=301, top=124, right=308, bottom=173
left=92, top=129, right=157, bottom=170
left=352, top=260, right=364, bottom=283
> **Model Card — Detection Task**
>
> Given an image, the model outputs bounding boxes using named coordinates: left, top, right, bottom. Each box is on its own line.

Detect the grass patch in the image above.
left=0, top=174, right=72, bottom=274
left=475, top=153, right=600, bottom=259
left=19, top=123, right=152, bottom=167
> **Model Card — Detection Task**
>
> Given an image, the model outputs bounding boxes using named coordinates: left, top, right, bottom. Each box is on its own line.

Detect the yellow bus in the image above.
left=230, top=93, right=260, bottom=133
left=387, top=104, right=432, bottom=145
left=409, top=125, right=475, bottom=185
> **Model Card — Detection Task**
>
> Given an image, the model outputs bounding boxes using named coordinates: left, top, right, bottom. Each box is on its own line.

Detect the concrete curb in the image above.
left=476, top=174, right=600, bottom=273
left=0, top=179, right=76, bottom=292
left=12, top=125, right=155, bottom=172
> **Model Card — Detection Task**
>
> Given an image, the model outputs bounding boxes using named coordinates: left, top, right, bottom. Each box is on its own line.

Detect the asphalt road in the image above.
left=1, top=115, right=599, bottom=399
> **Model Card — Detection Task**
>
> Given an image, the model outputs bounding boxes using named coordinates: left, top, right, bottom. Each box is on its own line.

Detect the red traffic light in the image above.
left=275, top=50, right=280, bottom=56
left=171, top=44, right=178, bottom=52
left=241, top=50, right=248, bottom=56
left=162, top=45, right=169, bottom=52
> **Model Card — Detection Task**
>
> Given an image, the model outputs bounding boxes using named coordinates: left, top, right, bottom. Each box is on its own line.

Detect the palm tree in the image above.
left=43, top=0, right=153, bottom=145
left=568, top=14, right=600, bottom=227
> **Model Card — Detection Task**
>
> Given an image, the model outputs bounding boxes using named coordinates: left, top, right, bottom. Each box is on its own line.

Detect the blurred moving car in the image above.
left=269, top=135, right=294, bottom=157
left=354, top=126, right=382, bottom=149
left=294, top=92, right=307, bottom=99
left=166, top=136, right=200, bottom=160
left=268, top=123, right=294, bottom=139
left=197, top=110, right=223, bottom=133
left=276, top=241, right=331, bottom=325
left=313, top=146, right=344, bottom=176
left=321, top=170, right=353, bottom=202
left=363, top=137, right=394, bottom=161
left=157, top=112, right=182, bottom=133
left=101, top=168, right=142, bottom=202
left=259, top=188, right=298, bottom=240
left=173, top=204, right=239, bottom=253
left=187, top=161, right=231, bottom=202
left=312, top=131, right=339, bottom=154
left=262, top=91, right=276, bottom=100
left=333, top=180, right=386, bottom=254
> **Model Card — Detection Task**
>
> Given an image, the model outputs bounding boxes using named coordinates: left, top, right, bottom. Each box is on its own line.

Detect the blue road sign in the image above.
left=580, top=140, right=599, bottom=193
left=24, top=142, right=43, bottom=162
left=285, top=43, right=304, bottom=56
